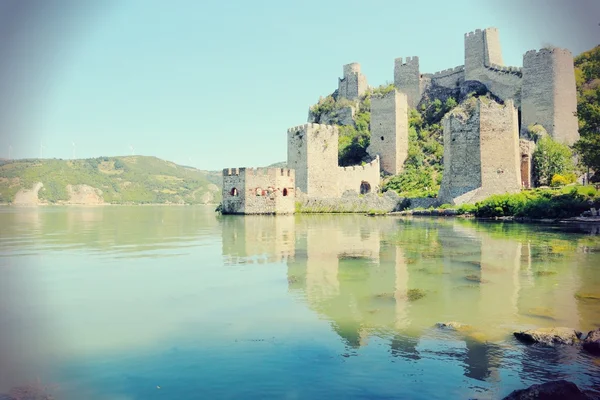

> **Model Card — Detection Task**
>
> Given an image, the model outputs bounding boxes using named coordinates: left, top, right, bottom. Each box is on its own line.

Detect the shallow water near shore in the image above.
left=1, top=205, right=599, bottom=399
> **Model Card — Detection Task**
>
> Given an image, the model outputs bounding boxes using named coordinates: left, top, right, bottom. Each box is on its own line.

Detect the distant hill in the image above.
left=267, top=161, right=287, bottom=168
left=0, top=156, right=223, bottom=205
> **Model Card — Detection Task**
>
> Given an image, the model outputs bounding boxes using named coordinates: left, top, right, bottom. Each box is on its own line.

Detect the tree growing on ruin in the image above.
left=573, top=45, right=600, bottom=174
left=532, top=136, right=575, bottom=187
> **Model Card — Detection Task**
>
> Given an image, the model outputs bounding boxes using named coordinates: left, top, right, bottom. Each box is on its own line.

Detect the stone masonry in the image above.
left=368, top=89, right=409, bottom=175
left=438, top=98, right=522, bottom=205
left=521, top=48, right=579, bottom=145
left=287, top=123, right=380, bottom=198
left=338, top=63, right=368, bottom=100
left=394, top=57, right=421, bottom=108
left=221, top=167, right=295, bottom=214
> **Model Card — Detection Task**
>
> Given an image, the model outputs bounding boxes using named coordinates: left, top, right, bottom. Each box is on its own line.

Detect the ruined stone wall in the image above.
left=338, top=63, right=368, bottom=100
left=438, top=101, right=482, bottom=203
left=521, top=48, right=579, bottom=145
left=221, top=168, right=295, bottom=214
left=394, top=57, right=421, bottom=108
left=337, top=156, right=381, bottom=195
left=438, top=98, right=521, bottom=204
left=368, top=90, right=408, bottom=175
left=477, top=99, right=521, bottom=199
left=466, top=66, right=522, bottom=106
left=287, top=123, right=340, bottom=198
left=430, top=66, right=465, bottom=89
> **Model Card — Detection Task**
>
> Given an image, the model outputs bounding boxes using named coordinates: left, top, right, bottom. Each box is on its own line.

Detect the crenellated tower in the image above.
left=521, top=48, right=579, bottom=145
left=368, top=89, right=409, bottom=175
left=464, top=27, right=504, bottom=80
left=338, top=63, right=368, bottom=100
left=394, top=56, right=421, bottom=108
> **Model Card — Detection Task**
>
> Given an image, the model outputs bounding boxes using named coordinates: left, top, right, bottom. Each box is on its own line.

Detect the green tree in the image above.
left=573, top=45, right=600, bottom=172
left=532, top=136, right=575, bottom=186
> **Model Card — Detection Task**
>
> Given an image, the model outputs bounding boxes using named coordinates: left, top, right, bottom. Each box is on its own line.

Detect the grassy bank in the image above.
left=454, top=186, right=600, bottom=219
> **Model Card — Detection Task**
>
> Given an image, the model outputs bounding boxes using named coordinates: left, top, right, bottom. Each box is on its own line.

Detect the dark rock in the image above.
left=502, top=380, right=592, bottom=399
left=582, top=328, right=600, bottom=355
left=513, top=327, right=582, bottom=346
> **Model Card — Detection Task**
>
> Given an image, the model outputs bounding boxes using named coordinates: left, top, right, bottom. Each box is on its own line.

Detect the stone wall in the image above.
left=337, top=156, right=381, bottom=195
left=521, top=48, right=579, bottom=145
left=221, top=167, right=295, bottom=214
left=430, top=66, right=465, bottom=89
left=308, top=105, right=356, bottom=126
left=394, top=57, right=421, bottom=108
left=464, top=28, right=503, bottom=80
left=338, top=63, right=368, bottom=100
left=287, top=123, right=380, bottom=199
left=439, top=98, right=521, bottom=205
left=296, top=189, right=403, bottom=213
left=368, top=89, right=408, bottom=175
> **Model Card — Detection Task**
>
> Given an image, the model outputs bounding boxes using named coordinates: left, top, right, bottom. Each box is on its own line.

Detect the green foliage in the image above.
left=550, top=173, right=577, bottom=187
left=467, top=186, right=600, bottom=219
left=532, top=136, right=575, bottom=186
left=0, top=156, right=222, bottom=205
left=573, top=45, right=600, bottom=171
left=456, top=203, right=477, bottom=215
left=382, top=166, right=439, bottom=198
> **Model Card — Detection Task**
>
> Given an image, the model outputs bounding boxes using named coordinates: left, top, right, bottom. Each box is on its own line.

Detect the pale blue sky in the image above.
left=1, top=0, right=599, bottom=170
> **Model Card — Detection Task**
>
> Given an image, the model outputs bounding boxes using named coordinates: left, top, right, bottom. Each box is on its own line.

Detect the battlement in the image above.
left=223, top=167, right=294, bottom=178
left=465, top=28, right=483, bottom=38
left=287, top=123, right=339, bottom=135
left=343, top=63, right=361, bottom=75
left=432, top=65, right=465, bottom=77
left=524, top=47, right=573, bottom=58
left=223, top=168, right=240, bottom=176
left=486, top=63, right=523, bottom=76
left=395, top=56, right=419, bottom=66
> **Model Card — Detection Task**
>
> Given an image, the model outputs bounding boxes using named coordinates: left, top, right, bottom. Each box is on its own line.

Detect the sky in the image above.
left=0, top=0, right=598, bottom=171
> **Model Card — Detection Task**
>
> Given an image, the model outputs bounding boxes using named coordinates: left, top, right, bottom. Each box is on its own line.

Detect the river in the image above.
left=0, top=205, right=599, bottom=399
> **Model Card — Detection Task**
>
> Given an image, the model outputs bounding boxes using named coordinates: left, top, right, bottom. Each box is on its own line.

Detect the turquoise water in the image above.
left=0, top=206, right=599, bottom=399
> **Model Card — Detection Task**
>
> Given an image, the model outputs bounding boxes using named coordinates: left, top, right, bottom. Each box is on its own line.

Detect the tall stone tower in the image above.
left=464, top=27, right=504, bottom=80
left=368, top=89, right=409, bottom=175
left=438, top=98, right=521, bottom=205
left=338, top=63, right=368, bottom=100
left=394, top=57, right=421, bottom=108
left=521, top=48, right=579, bottom=145
left=287, top=123, right=339, bottom=198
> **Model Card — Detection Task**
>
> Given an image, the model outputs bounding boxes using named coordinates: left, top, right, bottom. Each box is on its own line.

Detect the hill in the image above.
left=0, top=156, right=222, bottom=205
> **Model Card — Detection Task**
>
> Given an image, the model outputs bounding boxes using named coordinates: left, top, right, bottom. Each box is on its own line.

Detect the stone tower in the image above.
left=287, top=123, right=339, bottom=198
left=394, top=57, right=421, bottom=108
left=464, top=27, right=504, bottom=80
left=438, top=98, right=521, bottom=205
left=368, top=89, right=409, bottom=175
left=521, top=48, right=579, bottom=145
left=338, top=63, right=368, bottom=100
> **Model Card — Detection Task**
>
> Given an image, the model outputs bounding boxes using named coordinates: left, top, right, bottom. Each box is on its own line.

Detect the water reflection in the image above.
left=222, top=214, right=600, bottom=389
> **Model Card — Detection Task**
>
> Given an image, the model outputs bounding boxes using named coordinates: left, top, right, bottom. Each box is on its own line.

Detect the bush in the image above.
left=532, top=136, right=575, bottom=186
left=457, top=203, right=477, bottom=215
left=550, top=174, right=569, bottom=187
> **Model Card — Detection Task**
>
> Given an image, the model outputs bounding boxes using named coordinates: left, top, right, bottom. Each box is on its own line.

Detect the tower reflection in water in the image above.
left=221, top=214, right=599, bottom=384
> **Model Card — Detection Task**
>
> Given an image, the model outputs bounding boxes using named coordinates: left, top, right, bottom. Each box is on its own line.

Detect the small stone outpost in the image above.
left=221, top=27, right=579, bottom=215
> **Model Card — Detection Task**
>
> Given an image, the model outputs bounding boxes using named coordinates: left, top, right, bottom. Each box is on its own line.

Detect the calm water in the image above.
left=1, top=206, right=599, bottom=400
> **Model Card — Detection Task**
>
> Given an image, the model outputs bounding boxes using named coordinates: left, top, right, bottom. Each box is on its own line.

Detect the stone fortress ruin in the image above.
left=221, top=27, right=579, bottom=214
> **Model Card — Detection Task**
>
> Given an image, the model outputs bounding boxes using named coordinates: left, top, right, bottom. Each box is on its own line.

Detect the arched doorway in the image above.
left=283, top=188, right=288, bottom=196
left=230, top=187, right=238, bottom=196
left=360, top=181, right=371, bottom=194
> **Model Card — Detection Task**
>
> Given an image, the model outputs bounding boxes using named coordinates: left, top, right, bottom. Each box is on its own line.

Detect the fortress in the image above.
left=222, top=27, right=579, bottom=214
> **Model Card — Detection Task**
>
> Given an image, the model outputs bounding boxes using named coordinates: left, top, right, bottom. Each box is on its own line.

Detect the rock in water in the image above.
left=502, top=380, right=591, bottom=399
left=513, top=327, right=581, bottom=346
left=582, top=328, right=600, bottom=355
